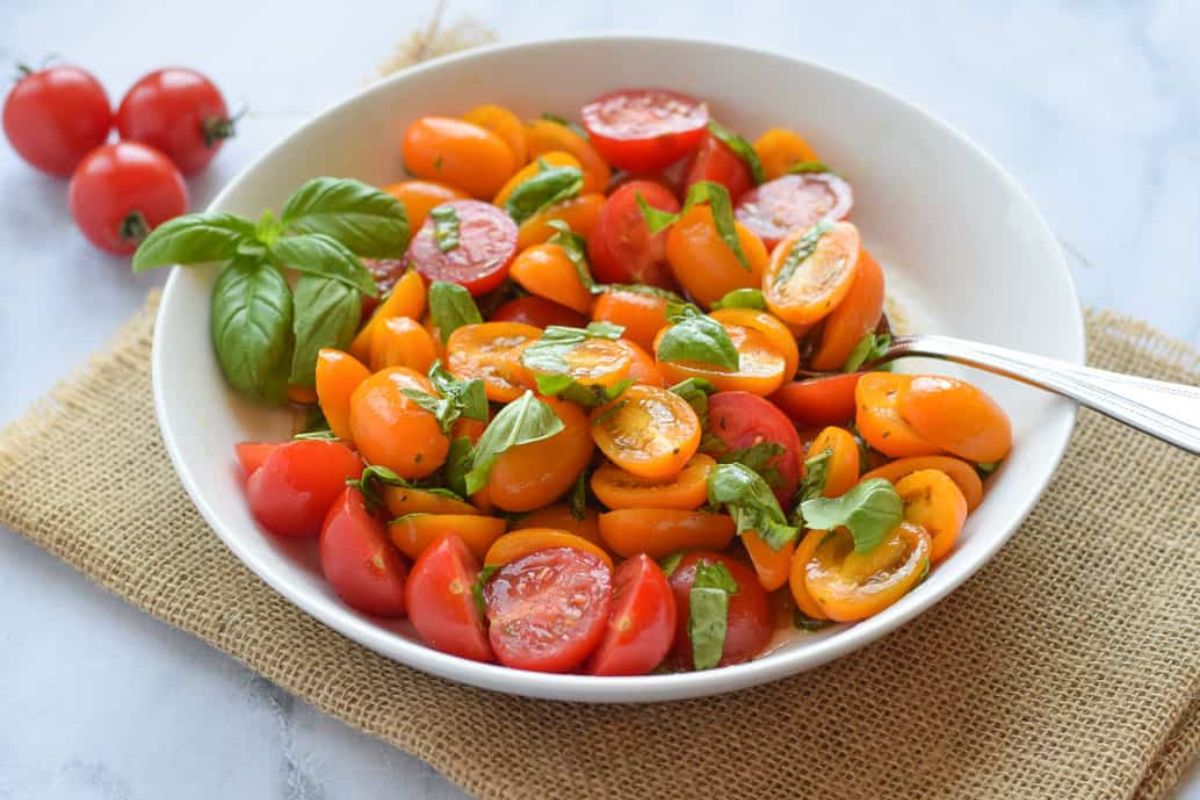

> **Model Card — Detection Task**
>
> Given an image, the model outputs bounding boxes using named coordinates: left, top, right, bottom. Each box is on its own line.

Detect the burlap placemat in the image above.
left=2, top=292, right=1198, bottom=799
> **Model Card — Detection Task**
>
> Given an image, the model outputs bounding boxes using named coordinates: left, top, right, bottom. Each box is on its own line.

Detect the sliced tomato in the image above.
left=245, top=440, right=364, bottom=538
left=734, top=172, right=853, bottom=252
left=899, top=376, right=1013, bottom=463
left=598, top=508, right=735, bottom=559
left=804, top=523, right=931, bottom=622
left=590, top=384, right=701, bottom=479
left=809, top=249, right=885, bottom=372
left=861, top=455, right=984, bottom=511
left=706, top=391, right=803, bottom=504
left=587, top=554, right=677, bottom=676
left=591, top=453, right=715, bottom=510
left=591, top=287, right=671, bottom=353
left=445, top=321, right=540, bottom=402
left=405, top=199, right=517, bottom=296
left=359, top=258, right=407, bottom=317
left=484, top=528, right=613, bottom=571
left=587, top=180, right=680, bottom=287
left=770, top=373, right=863, bottom=428
left=319, top=487, right=408, bottom=617
left=855, top=372, right=941, bottom=458
left=406, top=533, right=493, bottom=662
left=489, top=295, right=587, bottom=328
left=581, top=88, right=709, bottom=172
left=683, top=131, right=754, bottom=202
left=667, top=551, right=772, bottom=669
left=763, top=220, right=862, bottom=326
left=235, top=441, right=280, bottom=477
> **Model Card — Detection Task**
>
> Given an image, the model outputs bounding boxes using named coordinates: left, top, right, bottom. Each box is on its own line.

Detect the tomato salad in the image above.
left=135, top=88, right=1012, bottom=676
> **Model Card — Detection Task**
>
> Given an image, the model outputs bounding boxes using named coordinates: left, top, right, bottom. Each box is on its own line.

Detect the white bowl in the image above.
left=153, top=35, right=1083, bottom=702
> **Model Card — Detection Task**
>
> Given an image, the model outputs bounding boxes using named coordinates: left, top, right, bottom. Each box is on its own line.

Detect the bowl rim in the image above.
left=152, top=32, right=1084, bottom=702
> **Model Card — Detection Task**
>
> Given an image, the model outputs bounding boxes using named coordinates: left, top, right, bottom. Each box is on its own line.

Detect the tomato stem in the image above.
left=202, top=107, right=244, bottom=147
left=119, top=211, right=151, bottom=245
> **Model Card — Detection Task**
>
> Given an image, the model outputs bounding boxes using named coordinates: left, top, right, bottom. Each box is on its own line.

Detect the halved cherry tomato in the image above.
left=320, top=487, right=408, bottom=616
left=581, top=88, right=708, bottom=173
left=523, top=335, right=632, bottom=393
left=710, top=307, right=800, bottom=383
left=667, top=551, right=772, bottom=668
left=314, top=348, right=370, bottom=441
left=492, top=150, right=582, bottom=208
left=487, top=397, right=594, bottom=512
left=245, top=440, right=364, bottom=537
left=402, top=116, right=518, bottom=198
left=491, top=295, right=587, bottom=329
left=587, top=180, right=680, bottom=287
left=788, top=529, right=829, bottom=620
left=598, top=508, right=735, bottom=559
left=754, top=128, right=819, bottom=181
left=508, top=242, right=592, bottom=313
left=656, top=321, right=789, bottom=397
left=771, top=373, right=862, bottom=428
left=805, top=426, right=861, bottom=498
left=855, top=372, right=941, bottom=458
left=899, top=376, right=1013, bottom=463
left=406, top=199, right=517, bottom=296
left=349, top=367, right=449, bottom=478
left=382, top=179, right=468, bottom=231
left=512, top=504, right=604, bottom=548
left=735, top=172, right=853, bottom=251
left=803, top=523, right=931, bottom=622
left=810, top=249, right=885, bottom=371
left=666, top=205, right=768, bottom=308
left=591, top=453, right=715, bottom=510
left=484, top=528, right=613, bottom=570
left=587, top=554, right=677, bottom=676
left=387, top=513, right=507, bottom=560
left=483, top=546, right=613, bottom=672
left=763, top=220, right=861, bottom=326
left=684, top=131, right=754, bottom=201
left=741, top=532, right=795, bottom=592
left=406, top=533, right=493, bottom=662
left=861, top=456, right=984, bottom=511
left=618, top=338, right=665, bottom=387
left=463, top=103, right=527, bottom=164
left=383, top=484, right=480, bottom=517
left=235, top=441, right=279, bottom=477
left=895, top=470, right=968, bottom=563
left=516, top=193, right=604, bottom=251
left=524, top=118, right=611, bottom=194
left=590, top=385, right=701, bottom=479
left=706, top=391, right=802, bottom=504
left=370, top=316, right=438, bottom=373
left=591, top=287, right=671, bottom=353
left=446, top=321, right=540, bottom=402
left=350, top=269, right=427, bottom=362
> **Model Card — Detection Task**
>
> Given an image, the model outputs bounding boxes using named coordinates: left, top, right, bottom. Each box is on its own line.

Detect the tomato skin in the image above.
left=351, top=269, right=427, bottom=362
left=405, top=199, right=517, bottom=296
left=855, top=372, right=941, bottom=458
left=581, top=88, right=708, bottom=172
left=754, top=128, right=819, bottom=181
left=899, top=376, right=1013, bottom=463
left=861, top=455, right=984, bottom=511
left=734, top=172, right=854, bottom=252
left=245, top=440, right=364, bottom=538
left=591, top=288, right=671, bottom=354
left=524, top=119, right=611, bottom=194
left=598, top=509, right=735, bottom=559
left=484, top=528, right=613, bottom=571
left=619, top=338, right=665, bottom=387
left=590, top=385, right=701, bottom=480
left=683, top=132, right=754, bottom=202
left=487, top=397, right=594, bottom=512
left=235, top=441, right=280, bottom=477
left=406, top=533, right=494, bottom=662
left=590, top=454, right=716, bottom=511
left=709, top=307, right=800, bottom=384
left=587, top=554, right=677, bottom=676
left=805, top=523, right=931, bottom=622
left=483, top=547, right=613, bottom=672
left=493, top=150, right=582, bottom=207
left=665, top=205, right=768, bottom=308
left=463, top=103, right=527, bottom=164
left=402, top=116, right=517, bottom=199
left=771, top=373, right=863, bottom=428
left=446, top=322, right=540, bottom=403
left=349, top=368, right=449, bottom=478
left=3, top=65, right=111, bottom=176
left=655, top=322, right=788, bottom=396
left=319, top=488, right=408, bottom=616
left=382, top=180, right=468, bottom=232
left=511, top=504, right=605, bottom=549
left=809, top=249, right=885, bottom=372
left=806, top=426, right=861, bottom=497
left=587, top=181, right=680, bottom=288
left=706, top=391, right=803, bottom=504
left=667, top=551, right=772, bottom=669
left=67, top=142, right=188, bottom=255
left=508, top=242, right=593, bottom=313
left=116, top=68, right=231, bottom=175
left=516, top=193, right=605, bottom=251
left=763, top=221, right=861, bottom=326
left=490, top=295, right=587, bottom=328
left=315, top=348, right=370, bottom=441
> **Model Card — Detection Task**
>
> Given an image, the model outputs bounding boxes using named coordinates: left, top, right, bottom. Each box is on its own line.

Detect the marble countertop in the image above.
left=2, top=1, right=1197, bottom=797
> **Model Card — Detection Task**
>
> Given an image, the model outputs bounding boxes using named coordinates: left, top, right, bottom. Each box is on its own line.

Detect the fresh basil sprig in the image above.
left=656, top=305, right=739, bottom=370
left=689, top=560, right=739, bottom=670
left=401, top=362, right=488, bottom=434
left=288, top=273, right=362, bottom=385
left=277, top=177, right=410, bottom=257
left=636, top=181, right=750, bottom=271
left=711, top=288, right=766, bottom=310
left=209, top=255, right=294, bottom=404
left=775, top=219, right=833, bottom=288
left=430, top=205, right=460, bottom=253
left=463, top=391, right=565, bottom=494
left=707, top=463, right=798, bottom=550
left=427, top=280, right=483, bottom=344
left=505, top=161, right=584, bottom=224
left=799, top=478, right=904, bottom=553
left=842, top=332, right=892, bottom=373
left=707, top=120, right=764, bottom=184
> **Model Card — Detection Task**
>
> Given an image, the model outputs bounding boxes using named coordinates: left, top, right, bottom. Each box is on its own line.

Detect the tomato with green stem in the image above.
left=116, top=68, right=234, bottom=175
left=4, top=64, right=111, bottom=176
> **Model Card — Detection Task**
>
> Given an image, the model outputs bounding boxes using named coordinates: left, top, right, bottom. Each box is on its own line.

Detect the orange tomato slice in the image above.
left=383, top=485, right=480, bottom=517
left=590, top=453, right=716, bottom=510
left=710, top=307, right=800, bottom=384
left=854, top=372, right=942, bottom=458
left=350, top=269, right=427, bottom=362
left=445, top=321, right=540, bottom=402
left=665, top=205, right=769, bottom=309
left=894, top=469, right=968, bottom=563
left=899, top=375, right=1013, bottom=463
left=387, top=513, right=507, bottom=560
left=484, top=528, right=613, bottom=571
left=655, top=321, right=789, bottom=396
left=492, top=150, right=582, bottom=207
left=516, top=193, right=605, bottom=251
left=508, top=242, right=593, bottom=313
left=763, top=220, right=861, bottom=325
left=597, top=508, right=736, bottom=559
left=486, top=397, right=594, bottom=512
left=590, top=385, right=701, bottom=479
left=315, top=348, right=370, bottom=441
left=522, top=334, right=632, bottom=394
left=511, top=504, right=605, bottom=549
left=861, top=455, right=984, bottom=511
left=805, top=426, right=861, bottom=498
left=809, top=248, right=885, bottom=372
left=619, top=338, right=665, bottom=387
left=381, top=180, right=468, bottom=231
left=804, top=522, right=931, bottom=622
left=349, top=367, right=448, bottom=479
left=524, top=118, right=611, bottom=194
left=591, top=287, right=671, bottom=354
left=371, top=315, right=438, bottom=373
left=788, top=529, right=829, bottom=621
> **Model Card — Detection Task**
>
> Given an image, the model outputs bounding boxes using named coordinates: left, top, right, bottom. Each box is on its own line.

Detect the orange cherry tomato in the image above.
left=381, top=179, right=468, bottom=231
left=463, top=103, right=527, bottom=164
left=492, top=150, right=582, bottom=207
left=486, top=397, right=594, bottom=512
left=523, top=335, right=632, bottom=393
left=350, top=269, right=427, bottom=362
left=855, top=372, right=942, bottom=458
left=590, top=385, right=701, bottom=479
left=387, top=513, right=507, bottom=560
left=597, top=509, right=736, bottom=559
left=655, top=321, right=789, bottom=396
left=484, top=528, right=613, bottom=571
left=383, top=484, right=480, bottom=517
left=402, top=116, right=518, bottom=199
left=349, top=367, right=449, bottom=479
left=753, top=128, right=819, bottom=180
left=742, top=531, right=795, bottom=592
left=665, top=205, right=768, bottom=308
left=524, top=118, right=611, bottom=194
left=591, top=287, right=670, bottom=353
left=771, top=372, right=862, bottom=428
left=370, top=315, right=438, bottom=373
left=315, top=348, right=370, bottom=441
left=809, top=249, right=885, bottom=372
left=764, top=220, right=861, bottom=325
left=619, top=338, right=665, bottom=387
left=452, top=415, right=488, bottom=445
left=861, top=456, right=984, bottom=511
left=788, top=529, right=829, bottom=620
left=895, top=469, right=968, bottom=563
left=445, top=321, right=540, bottom=402
left=516, top=192, right=605, bottom=251
left=508, top=242, right=592, bottom=313
left=512, top=504, right=604, bottom=549
left=710, top=307, right=800, bottom=383
left=590, top=453, right=715, bottom=510
left=804, top=523, right=932, bottom=622
left=805, top=426, right=861, bottom=497
left=899, top=375, right=1013, bottom=463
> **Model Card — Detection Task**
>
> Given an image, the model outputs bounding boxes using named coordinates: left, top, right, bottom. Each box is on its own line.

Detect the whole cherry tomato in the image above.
left=320, top=487, right=409, bottom=616
left=116, top=68, right=233, bottom=175
left=244, top=440, right=363, bottom=537
left=683, top=131, right=754, bottom=202
left=587, top=554, right=677, bottom=676
left=3, top=65, right=111, bottom=176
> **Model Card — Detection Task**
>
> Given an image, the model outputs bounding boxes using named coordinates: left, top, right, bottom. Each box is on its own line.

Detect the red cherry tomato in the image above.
left=586, top=554, right=677, bottom=676
left=771, top=373, right=864, bottom=428
left=667, top=551, right=772, bottom=669
left=581, top=88, right=709, bottom=173
left=490, top=295, right=588, bottom=328
left=67, top=142, right=188, bottom=255
left=319, top=487, right=408, bottom=617
left=734, top=173, right=853, bottom=251
left=234, top=441, right=280, bottom=477
left=683, top=131, right=754, bottom=202
left=244, top=440, right=363, bottom=538
left=483, top=546, right=613, bottom=672
left=359, top=258, right=407, bottom=318
left=587, top=180, right=680, bottom=287
left=405, top=199, right=517, bottom=296
left=406, top=533, right=493, bottom=662
left=707, top=391, right=804, bottom=504
left=116, top=68, right=232, bottom=175
left=3, top=65, right=111, bottom=176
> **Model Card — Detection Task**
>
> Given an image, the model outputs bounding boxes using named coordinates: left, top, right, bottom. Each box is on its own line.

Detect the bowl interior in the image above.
left=154, top=36, right=1082, bottom=702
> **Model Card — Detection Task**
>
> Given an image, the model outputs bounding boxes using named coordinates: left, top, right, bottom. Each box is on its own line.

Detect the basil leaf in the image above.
left=288, top=274, right=361, bottom=387
left=471, top=564, right=500, bottom=617
left=636, top=191, right=681, bottom=235
left=521, top=323, right=624, bottom=378
left=504, top=164, right=583, bottom=224
left=538, top=375, right=632, bottom=407
left=689, top=560, right=739, bottom=670
left=797, top=448, right=832, bottom=505
left=793, top=607, right=832, bottom=632
left=431, top=205, right=460, bottom=253
left=210, top=257, right=293, bottom=405
left=464, top=391, right=565, bottom=494
left=567, top=471, right=588, bottom=520
left=842, top=333, right=892, bottom=373
left=660, top=550, right=685, bottom=577
left=132, top=212, right=256, bottom=272
left=669, top=377, right=717, bottom=418
left=799, top=477, right=903, bottom=553
left=442, top=436, right=475, bottom=497
left=656, top=307, right=739, bottom=370
left=428, top=280, right=483, bottom=344
left=349, top=464, right=465, bottom=511
left=605, top=283, right=688, bottom=304
left=719, top=442, right=786, bottom=490
left=707, top=120, right=764, bottom=184
left=774, top=219, right=833, bottom=288
left=546, top=220, right=597, bottom=292
left=270, top=232, right=378, bottom=297
left=707, top=463, right=798, bottom=550
left=280, top=177, right=410, bottom=258
left=293, top=429, right=338, bottom=441
left=787, top=161, right=832, bottom=175
left=540, top=112, right=588, bottom=139
left=711, top=288, right=766, bottom=310
left=591, top=398, right=627, bottom=427
left=681, top=181, right=750, bottom=271
left=428, top=361, right=488, bottom=423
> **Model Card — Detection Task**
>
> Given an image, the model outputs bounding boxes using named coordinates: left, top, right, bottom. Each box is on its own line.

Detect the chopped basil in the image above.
left=504, top=162, right=584, bottom=224
left=567, top=471, right=589, bottom=520
left=718, top=442, right=786, bottom=490
left=636, top=191, right=682, bottom=235
left=660, top=550, right=685, bottom=577
left=689, top=560, right=739, bottom=670
left=681, top=181, right=750, bottom=271
left=787, top=161, right=832, bottom=175
left=402, top=361, right=488, bottom=433
left=441, top=436, right=475, bottom=497
left=471, top=564, right=499, bottom=617
left=707, top=463, right=798, bottom=550
left=977, top=460, right=1002, bottom=475
left=430, top=205, right=460, bottom=252
left=707, top=120, right=764, bottom=184
left=427, top=280, right=483, bottom=344
left=711, top=288, right=766, bottom=310
left=842, top=333, right=892, bottom=373
left=669, top=377, right=717, bottom=418
left=546, top=220, right=598, bottom=292
left=656, top=306, right=739, bottom=370
left=774, top=219, right=833, bottom=288
left=799, top=477, right=903, bottom=553
left=792, top=607, right=832, bottom=632
left=520, top=322, right=625, bottom=377
left=464, top=391, right=565, bottom=495
left=349, top=463, right=465, bottom=511
left=796, top=448, right=832, bottom=505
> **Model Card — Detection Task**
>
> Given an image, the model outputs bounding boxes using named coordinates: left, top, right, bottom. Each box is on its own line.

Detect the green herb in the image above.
left=669, top=377, right=717, bottom=418
left=711, top=288, right=766, bottom=310
left=977, top=460, right=1001, bottom=475
left=209, top=256, right=294, bottom=404
left=471, top=564, right=499, bottom=617
left=689, top=560, right=739, bottom=670
left=792, top=607, right=832, bottom=632
left=787, top=161, right=832, bottom=175
left=590, top=399, right=627, bottom=427
left=707, top=463, right=798, bottom=550
left=842, top=333, right=892, bottom=373
left=796, top=448, right=832, bottom=505
left=799, top=477, right=903, bottom=553
left=719, top=442, right=785, bottom=489
left=428, top=280, right=483, bottom=344
left=297, top=404, right=330, bottom=435
left=402, top=362, right=488, bottom=433
left=546, top=220, right=597, bottom=292
left=537, top=375, right=632, bottom=407
left=540, top=112, right=588, bottom=139
left=131, top=213, right=257, bottom=272
left=504, top=163, right=584, bottom=224
left=774, top=219, right=833, bottom=288
left=293, top=429, right=337, bottom=441
left=287, top=274, right=361, bottom=386
left=567, top=471, right=589, bottom=520
left=269, top=232, right=379, bottom=296
left=430, top=205, right=460, bottom=253
left=684, top=181, right=750, bottom=271
left=442, top=436, right=475, bottom=497
left=348, top=464, right=464, bottom=511
left=660, top=550, right=685, bottom=577
left=278, top=177, right=410, bottom=257
left=636, top=191, right=683, bottom=235
left=464, top=391, right=565, bottom=494
left=656, top=306, right=739, bottom=370
left=603, top=283, right=688, bottom=304
left=707, top=120, right=764, bottom=184
left=520, top=323, right=624, bottom=375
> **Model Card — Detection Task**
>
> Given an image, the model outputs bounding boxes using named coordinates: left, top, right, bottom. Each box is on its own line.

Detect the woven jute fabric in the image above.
left=1, top=292, right=1198, bottom=800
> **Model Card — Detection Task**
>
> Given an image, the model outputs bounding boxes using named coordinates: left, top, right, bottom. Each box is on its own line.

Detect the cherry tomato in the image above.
left=598, top=509, right=735, bottom=559
left=371, top=316, right=437, bottom=373
left=618, top=338, right=665, bottom=387
left=492, top=150, right=582, bottom=207
left=315, top=348, right=370, bottom=441
left=741, top=531, right=795, bottom=592
left=406, top=199, right=517, bottom=296
left=508, top=242, right=592, bottom=313
left=115, top=68, right=232, bottom=175
left=803, top=523, right=931, bottom=622
left=402, top=116, right=517, bottom=199
left=667, top=551, right=772, bottom=668
left=382, top=180, right=468, bottom=231
left=810, top=249, right=885, bottom=371
left=770, top=373, right=863, bottom=428
left=861, top=455, right=984, bottom=511
left=591, top=287, right=671, bottom=353
left=350, top=269, right=427, bottom=362
left=406, top=533, right=493, bottom=662
left=359, top=258, right=407, bottom=318
left=683, top=131, right=754, bottom=201
left=855, top=372, right=941, bottom=458
left=656, top=322, right=789, bottom=397
left=67, top=142, right=188, bottom=255
left=523, top=335, right=632, bottom=393
left=388, top=513, right=507, bottom=560
left=463, top=103, right=527, bottom=164
left=512, top=504, right=605, bottom=549
left=245, top=440, right=363, bottom=537
left=590, top=454, right=716, bottom=510
left=754, top=128, right=819, bottom=181
left=590, top=385, right=701, bottom=480
left=763, top=221, right=861, bottom=326
left=3, top=65, right=111, bottom=176
left=383, top=485, right=480, bottom=517
left=734, top=172, right=853, bottom=252
left=234, top=441, right=279, bottom=477
left=581, top=88, right=708, bottom=173
left=487, top=397, right=594, bottom=512
left=899, top=376, right=1013, bottom=463
left=805, top=426, right=861, bottom=498
left=484, top=528, right=613, bottom=570
left=665, top=205, right=768, bottom=308
left=587, top=554, right=677, bottom=676
left=349, top=367, right=449, bottom=478
left=524, top=118, right=611, bottom=194
left=490, top=295, right=587, bottom=328
left=709, top=307, right=800, bottom=383
left=320, top=487, right=408, bottom=616
left=895, top=469, right=968, bottom=563
left=587, top=180, right=680, bottom=287
left=483, top=547, right=613, bottom=672
left=706, top=391, right=803, bottom=504
left=445, top=321, right=540, bottom=402
left=788, top=529, right=829, bottom=621
left=516, top=193, right=605, bottom=251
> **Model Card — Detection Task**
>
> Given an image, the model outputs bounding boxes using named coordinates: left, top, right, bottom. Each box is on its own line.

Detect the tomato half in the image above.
left=705, top=391, right=803, bottom=504
left=598, top=509, right=735, bottom=558
left=619, top=338, right=666, bottom=387
left=788, top=529, right=829, bottom=621
left=591, top=453, right=716, bottom=510
left=855, top=372, right=941, bottom=458
left=734, top=172, right=853, bottom=252
left=899, top=376, right=1013, bottom=463
left=234, top=441, right=279, bottom=477
left=406, top=199, right=517, bottom=296
left=350, top=269, right=427, bottom=362
left=753, top=128, right=819, bottom=181
left=382, top=179, right=468, bottom=231
left=349, top=367, right=449, bottom=478
left=387, top=513, right=507, bottom=561
left=445, top=321, right=540, bottom=402
left=490, top=295, right=587, bottom=328
left=383, top=485, right=480, bottom=517
left=665, top=205, right=768, bottom=308
left=683, top=131, right=754, bottom=202
left=803, top=523, right=931, bottom=622
left=861, top=456, right=984, bottom=511
left=590, top=385, right=701, bottom=479
left=770, top=373, right=862, bottom=428
left=508, top=242, right=593, bottom=313
left=371, top=316, right=438, bottom=374
left=484, top=528, right=613, bottom=571
left=591, top=287, right=671, bottom=354
left=741, top=532, right=795, bottom=592
left=763, top=221, right=861, bottom=326
left=667, top=551, right=772, bottom=669
left=655, top=322, right=789, bottom=396
left=809, top=249, right=885, bottom=372
left=805, top=426, right=861, bottom=498
left=581, top=88, right=709, bottom=173
left=486, top=397, right=595, bottom=512
left=516, top=193, right=605, bottom=251
left=320, top=487, right=408, bottom=616
left=463, top=103, right=527, bottom=164
left=587, top=554, right=677, bottom=676
left=524, top=118, right=611, bottom=194
left=709, top=307, right=800, bottom=384
left=587, top=180, right=680, bottom=287
left=895, top=469, right=968, bottom=563
left=245, top=440, right=364, bottom=537
left=315, top=348, right=370, bottom=440
left=406, top=533, right=494, bottom=662
left=512, top=504, right=604, bottom=549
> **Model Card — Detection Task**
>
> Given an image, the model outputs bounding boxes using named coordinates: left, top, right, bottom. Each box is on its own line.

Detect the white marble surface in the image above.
left=2, top=1, right=1198, bottom=797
